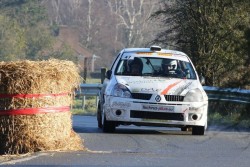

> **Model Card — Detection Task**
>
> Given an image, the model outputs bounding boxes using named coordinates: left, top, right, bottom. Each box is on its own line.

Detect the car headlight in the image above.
left=112, top=83, right=131, bottom=98
left=184, top=88, right=204, bottom=102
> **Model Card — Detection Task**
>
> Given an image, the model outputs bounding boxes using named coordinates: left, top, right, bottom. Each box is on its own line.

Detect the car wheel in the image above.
left=192, top=126, right=205, bottom=135
left=181, top=127, right=192, bottom=132
left=97, top=103, right=102, bottom=128
left=102, top=114, right=116, bottom=133
left=181, top=127, right=188, bottom=131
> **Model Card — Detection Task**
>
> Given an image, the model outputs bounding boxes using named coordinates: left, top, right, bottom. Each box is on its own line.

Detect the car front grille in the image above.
left=131, top=93, right=152, bottom=100
left=130, top=110, right=184, bottom=121
left=164, top=95, right=184, bottom=102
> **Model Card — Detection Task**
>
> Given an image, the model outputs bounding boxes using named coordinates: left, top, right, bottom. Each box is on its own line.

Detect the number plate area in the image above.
left=130, top=104, right=184, bottom=121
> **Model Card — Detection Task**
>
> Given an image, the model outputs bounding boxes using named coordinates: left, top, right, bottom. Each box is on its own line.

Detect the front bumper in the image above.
left=103, top=95, right=208, bottom=128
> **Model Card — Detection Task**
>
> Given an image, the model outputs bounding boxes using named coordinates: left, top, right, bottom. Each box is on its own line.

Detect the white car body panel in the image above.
left=104, top=76, right=207, bottom=126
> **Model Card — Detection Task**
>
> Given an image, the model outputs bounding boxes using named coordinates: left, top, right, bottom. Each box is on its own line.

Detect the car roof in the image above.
left=119, top=47, right=190, bottom=62
left=122, top=48, right=187, bottom=56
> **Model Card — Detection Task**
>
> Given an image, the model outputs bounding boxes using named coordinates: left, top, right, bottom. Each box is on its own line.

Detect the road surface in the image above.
left=1, top=115, right=250, bottom=167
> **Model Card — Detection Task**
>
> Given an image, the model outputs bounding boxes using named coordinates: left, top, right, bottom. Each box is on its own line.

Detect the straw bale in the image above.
left=0, top=112, right=83, bottom=154
left=0, top=59, right=81, bottom=94
left=0, top=59, right=84, bottom=154
left=0, top=95, right=72, bottom=110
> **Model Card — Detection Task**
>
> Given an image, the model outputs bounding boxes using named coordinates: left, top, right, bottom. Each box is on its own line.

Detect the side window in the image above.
left=110, top=53, right=121, bottom=70
left=115, top=60, right=126, bottom=74
left=182, top=62, right=197, bottom=79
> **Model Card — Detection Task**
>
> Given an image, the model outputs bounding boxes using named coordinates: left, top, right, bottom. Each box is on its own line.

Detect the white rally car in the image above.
left=97, top=46, right=208, bottom=135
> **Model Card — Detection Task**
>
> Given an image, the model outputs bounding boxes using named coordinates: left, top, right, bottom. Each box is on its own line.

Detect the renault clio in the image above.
left=97, top=46, right=208, bottom=135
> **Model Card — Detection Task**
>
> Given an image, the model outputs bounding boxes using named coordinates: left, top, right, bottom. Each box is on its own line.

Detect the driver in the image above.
left=162, top=59, right=178, bottom=75
left=129, top=57, right=143, bottom=75
left=161, top=59, right=185, bottom=77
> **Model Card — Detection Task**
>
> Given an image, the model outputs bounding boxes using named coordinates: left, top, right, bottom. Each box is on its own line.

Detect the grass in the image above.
left=71, top=77, right=101, bottom=115
left=208, top=112, right=250, bottom=129
left=71, top=97, right=97, bottom=115
left=83, top=78, right=101, bottom=84
left=208, top=101, right=250, bottom=129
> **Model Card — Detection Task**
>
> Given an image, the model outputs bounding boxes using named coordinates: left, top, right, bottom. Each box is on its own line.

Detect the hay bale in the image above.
left=0, top=59, right=84, bottom=154
left=0, top=59, right=80, bottom=94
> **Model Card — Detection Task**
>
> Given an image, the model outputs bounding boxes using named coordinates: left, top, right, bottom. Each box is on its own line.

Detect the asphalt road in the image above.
left=1, top=115, right=250, bottom=167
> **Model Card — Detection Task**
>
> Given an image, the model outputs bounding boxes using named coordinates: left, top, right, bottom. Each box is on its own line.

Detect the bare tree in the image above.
left=107, top=0, right=160, bottom=48
left=43, top=0, right=161, bottom=68
left=85, top=0, right=93, bottom=48
left=44, top=0, right=61, bottom=24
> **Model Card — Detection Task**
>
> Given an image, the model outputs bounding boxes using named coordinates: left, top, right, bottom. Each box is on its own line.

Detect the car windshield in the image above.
left=115, top=56, right=197, bottom=79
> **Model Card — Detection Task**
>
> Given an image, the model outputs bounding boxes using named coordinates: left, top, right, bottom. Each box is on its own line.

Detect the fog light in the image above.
left=192, top=114, right=198, bottom=120
left=188, top=113, right=200, bottom=121
left=115, top=110, right=122, bottom=116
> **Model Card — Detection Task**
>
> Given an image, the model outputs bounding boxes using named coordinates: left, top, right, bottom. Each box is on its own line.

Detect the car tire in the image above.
left=192, top=126, right=205, bottom=135
left=102, top=114, right=116, bottom=133
left=181, top=127, right=188, bottom=131
left=181, top=127, right=192, bottom=132
left=97, top=103, right=102, bottom=128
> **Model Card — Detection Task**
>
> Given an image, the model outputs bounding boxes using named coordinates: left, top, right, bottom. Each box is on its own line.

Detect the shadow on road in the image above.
left=73, top=115, right=250, bottom=136
left=73, top=126, right=102, bottom=133
left=73, top=125, right=192, bottom=136
left=72, top=115, right=194, bottom=135
left=115, top=128, right=192, bottom=136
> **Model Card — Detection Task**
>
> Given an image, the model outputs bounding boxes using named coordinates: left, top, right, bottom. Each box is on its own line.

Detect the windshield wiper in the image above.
left=146, top=58, right=156, bottom=72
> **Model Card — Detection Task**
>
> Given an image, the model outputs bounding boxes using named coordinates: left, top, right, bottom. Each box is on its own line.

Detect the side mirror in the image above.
left=199, top=74, right=205, bottom=85
left=106, top=70, right=112, bottom=80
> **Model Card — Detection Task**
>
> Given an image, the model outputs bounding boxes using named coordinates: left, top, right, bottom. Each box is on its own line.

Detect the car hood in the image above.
left=115, top=76, right=200, bottom=96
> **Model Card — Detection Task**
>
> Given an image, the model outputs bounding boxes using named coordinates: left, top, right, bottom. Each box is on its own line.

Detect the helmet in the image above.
left=168, top=60, right=177, bottom=70
left=162, top=59, right=177, bottom=71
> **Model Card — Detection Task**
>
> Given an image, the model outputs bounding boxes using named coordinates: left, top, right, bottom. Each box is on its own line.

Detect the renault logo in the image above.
left=155, top=95, right=161, bottom=102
